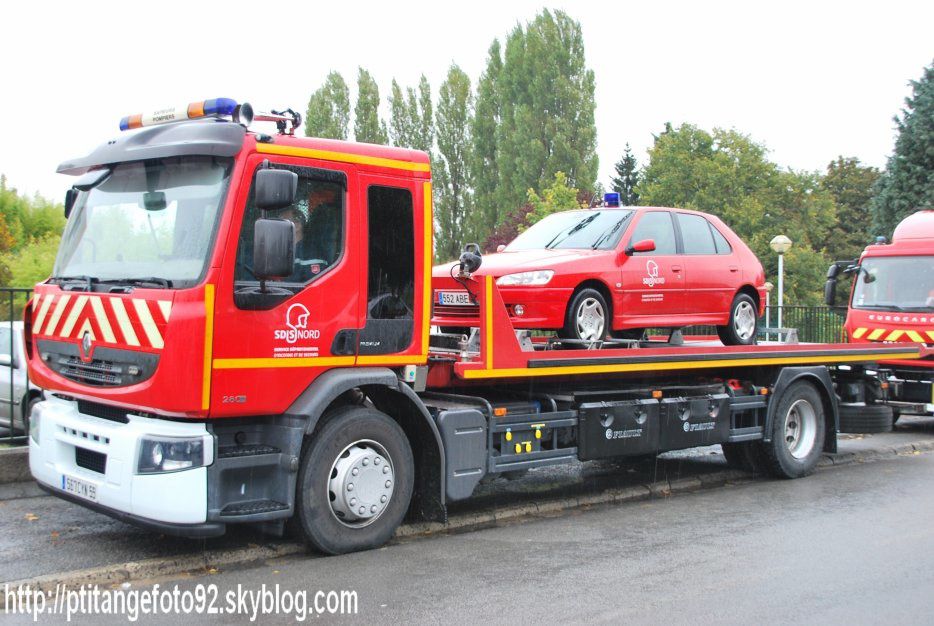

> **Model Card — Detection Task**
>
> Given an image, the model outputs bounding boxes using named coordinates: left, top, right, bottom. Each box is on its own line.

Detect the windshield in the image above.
left=53, top=156, right=232, bottom=289
left=505, top=209, right=635, bottom=251
left=851, top=256, right=934, bottom=312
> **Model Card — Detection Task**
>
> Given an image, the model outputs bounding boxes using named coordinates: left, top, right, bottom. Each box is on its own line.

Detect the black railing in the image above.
left=2, top=287, right=33, bottom=446
left=760, top=305, right=849, bottom=343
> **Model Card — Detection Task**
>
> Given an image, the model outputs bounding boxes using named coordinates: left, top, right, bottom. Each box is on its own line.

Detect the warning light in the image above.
left=494, top=407, right=508, bottom=417
left=604, top=192, right=621, bottom=207
left=119, top=98, right=252, bottom=131
left=652, top=390, right=663, bottom=399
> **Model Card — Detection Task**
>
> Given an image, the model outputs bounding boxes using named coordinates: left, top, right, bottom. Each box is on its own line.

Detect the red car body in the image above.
left=432, top=207, right=766, bottom=336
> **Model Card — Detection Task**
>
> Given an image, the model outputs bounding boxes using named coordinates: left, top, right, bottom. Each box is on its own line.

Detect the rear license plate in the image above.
left=438, top=291, right=472, bottom=306
left=62, top=474, right=98, bottom=502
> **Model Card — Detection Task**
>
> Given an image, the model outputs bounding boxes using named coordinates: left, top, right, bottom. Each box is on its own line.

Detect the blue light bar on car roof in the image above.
left=604, top=192, right=621, bottom=207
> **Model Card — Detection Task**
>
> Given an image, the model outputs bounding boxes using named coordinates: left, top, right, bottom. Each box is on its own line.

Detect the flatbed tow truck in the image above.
left=25, top=99, right=929, bottom=554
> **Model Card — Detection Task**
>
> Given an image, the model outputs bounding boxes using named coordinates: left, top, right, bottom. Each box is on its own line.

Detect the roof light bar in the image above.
left=119, top=98, right=252, bottom=131
left=604, top=192, right=621, bottom=207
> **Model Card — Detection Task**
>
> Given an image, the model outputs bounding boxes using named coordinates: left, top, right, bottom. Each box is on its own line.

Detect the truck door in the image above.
left=620, top=210, right=684, bottom=321
left=210, top=155, right=361, bottom=417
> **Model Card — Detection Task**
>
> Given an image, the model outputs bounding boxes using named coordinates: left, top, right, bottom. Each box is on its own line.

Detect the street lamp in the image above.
left=769, top=235, right=793, bottom=329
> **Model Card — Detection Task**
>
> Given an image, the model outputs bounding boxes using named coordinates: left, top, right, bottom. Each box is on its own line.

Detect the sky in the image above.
left=1, top=0, right=932, bottom=201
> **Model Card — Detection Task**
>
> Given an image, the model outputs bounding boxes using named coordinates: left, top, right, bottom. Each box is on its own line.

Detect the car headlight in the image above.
left=496, top=270, right=554, bottom=286
left=138, top=436, right=208, bottom=474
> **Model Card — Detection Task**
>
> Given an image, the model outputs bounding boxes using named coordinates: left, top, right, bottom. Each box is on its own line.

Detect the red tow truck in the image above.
left=826, top=210, right=934, bottom=426
left=25, top=99, right=928, bottom=554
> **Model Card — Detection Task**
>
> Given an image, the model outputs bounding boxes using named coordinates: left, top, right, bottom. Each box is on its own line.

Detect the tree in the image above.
left=492, top=10, right=598, bottom=222
left=353, top=68, right=388, bottom=145
left=819, top=156, right=880, bottom=259
left=433, top=65, right=474, bottom=263
left=304, top=71, right=350, bottom=140
left=388, top=79, right=412, bottom=148
left=871, top=60, right=934, bottom=236
left=388, top=75, right=433, bottom=154
left=469, top=40, right=504, bottom=240
left=610, top=144, right=640, bottom=206
left=527, top=171, right=582, bottom=225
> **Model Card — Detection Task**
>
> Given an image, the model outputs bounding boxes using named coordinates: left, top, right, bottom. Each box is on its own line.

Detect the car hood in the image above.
left=432, top=249, right=601, bottom=278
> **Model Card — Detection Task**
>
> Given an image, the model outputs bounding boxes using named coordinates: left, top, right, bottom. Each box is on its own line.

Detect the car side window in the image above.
left=678, top=214, right=717, bottom=255
left=0, top=327, right=11, bottom=365
left=710, top=224, right=733, bottom=254
left=630, top=211, right=677, bottom=254
left=234, top=165, right=345, bottom=291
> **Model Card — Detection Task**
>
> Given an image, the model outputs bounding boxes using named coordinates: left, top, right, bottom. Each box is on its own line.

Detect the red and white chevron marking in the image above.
left=31, top=293, right=172, bottom=350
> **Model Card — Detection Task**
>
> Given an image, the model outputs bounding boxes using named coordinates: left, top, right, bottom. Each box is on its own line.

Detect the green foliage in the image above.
left=819, top=156, right=880, bottom=259
left=433, top=65, right=474, bottom=262
left=469, top=40, right=504, bottom=239
left=527, top=172, right=582, bottom=225
left=389, top=75, right=433, bottom=153
left=871, top=60, right=934, bottom=236
left=353, top=68, right=389, bottom=145
left=638, top=124, right=837, bottom=305
left=610, top=144, right=640, bottom=206
left=490, top=10, right=598, bottom=222
left=304, top=71, right=350, bottom=140
left=0, top=233, right=60, bottom=289
left=0, top=176, right=66, bottom=288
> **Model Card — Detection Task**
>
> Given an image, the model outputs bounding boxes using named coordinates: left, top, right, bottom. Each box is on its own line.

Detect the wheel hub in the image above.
left=733, top=301, right=756, bottom=341
left=576, top=298, right=606, bottom=341
left=328, top=440, right=394, bottom=527
left=784, top=399, right=817, bottom=459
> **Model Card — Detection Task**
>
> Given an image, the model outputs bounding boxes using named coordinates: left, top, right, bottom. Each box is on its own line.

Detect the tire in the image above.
left=717, top=293, right=758, bottom=346
left=721, top=441, right=767, bottom=473
left=838, top=403, right=894, bottom=434
left=295, top=406, right=414, bottom=555
left=760, top=381, right=826, bottom=479
left=559, top=288, right=609, bottom=343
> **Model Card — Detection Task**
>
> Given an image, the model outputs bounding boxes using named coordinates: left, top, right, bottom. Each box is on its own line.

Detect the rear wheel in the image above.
left=760, top=381, right=826, bottom=478
left=559, top=288, right=609, bottom=343
left=717, top=293, right=758, bottom=346
left=295, top=406, right=414, bottom=555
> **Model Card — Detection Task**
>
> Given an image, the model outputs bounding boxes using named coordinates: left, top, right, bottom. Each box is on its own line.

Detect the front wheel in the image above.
left=295, top=406, right=414, bottom=555
left=717, top=293, right=758, bottom=346
left=559, top=288, right=609, bottom=343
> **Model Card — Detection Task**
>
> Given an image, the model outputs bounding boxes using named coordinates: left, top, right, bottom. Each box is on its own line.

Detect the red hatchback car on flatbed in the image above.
left=432, top=205, right=767, bottom=345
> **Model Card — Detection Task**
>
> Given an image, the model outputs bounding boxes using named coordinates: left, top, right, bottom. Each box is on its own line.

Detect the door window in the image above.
left=678, top=214, right=717, bottom=255
left=710, top=225, right=732, bottom=254
left=630, top=211, right=677, bottom=254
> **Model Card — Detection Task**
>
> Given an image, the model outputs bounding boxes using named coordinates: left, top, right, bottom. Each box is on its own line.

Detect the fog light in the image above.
left=513, top=304, right=525, bottom=317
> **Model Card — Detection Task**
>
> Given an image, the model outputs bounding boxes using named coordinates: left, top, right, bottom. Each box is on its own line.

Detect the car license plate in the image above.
left=62, top=474, right=98, bottom=502
left=438, top=291, right=471, bottom=306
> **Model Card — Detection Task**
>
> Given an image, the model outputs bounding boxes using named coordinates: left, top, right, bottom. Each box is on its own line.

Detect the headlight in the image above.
left=138, top=436, right=207, bottom=474
left=496, top=270, right=554, bottom=286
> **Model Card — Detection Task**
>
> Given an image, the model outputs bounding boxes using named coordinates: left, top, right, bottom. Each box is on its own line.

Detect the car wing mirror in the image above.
left=254, top=168, right=298, bottom=211
left=253, top=218, right=294, bottom=280
left=625, top=238, right=656, bottom=255
left=496, top=244, right=506, bottom=253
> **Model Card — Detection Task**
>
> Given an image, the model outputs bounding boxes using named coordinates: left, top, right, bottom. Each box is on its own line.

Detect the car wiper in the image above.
left=856, top=303, right=905, bottom=311
left=100, top=277, right=174, bottom=289
left=545, top=214, right=598, bottom=249
left=51, top=275, right=99, bottom=291
left=591, top=217, right=628, bottom=249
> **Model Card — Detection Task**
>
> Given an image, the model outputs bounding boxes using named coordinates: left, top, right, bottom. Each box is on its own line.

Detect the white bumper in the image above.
left=29, top=396, right=214, bottom=525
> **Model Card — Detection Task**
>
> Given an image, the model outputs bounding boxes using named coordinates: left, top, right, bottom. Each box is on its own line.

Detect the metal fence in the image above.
left=2, top=287, right=33, bottom=446
left=761, top=305, right=849, bottom=343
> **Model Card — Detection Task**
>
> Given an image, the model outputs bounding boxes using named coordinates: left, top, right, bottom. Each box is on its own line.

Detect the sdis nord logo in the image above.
left=274, top=304, right=321, bottom=344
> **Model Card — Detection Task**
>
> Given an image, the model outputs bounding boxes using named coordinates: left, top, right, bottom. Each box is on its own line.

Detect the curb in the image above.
left=4, top=438, right=933, bottom=597
left=0, top=447, right=30, bottom=485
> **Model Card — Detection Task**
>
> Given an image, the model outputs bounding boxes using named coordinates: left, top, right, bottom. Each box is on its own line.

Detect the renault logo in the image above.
left=81, top=331, right=93, bottom=359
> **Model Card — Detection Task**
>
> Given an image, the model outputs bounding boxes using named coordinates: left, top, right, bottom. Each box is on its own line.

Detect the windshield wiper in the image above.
left=100, top=277, right=174, bottom=289
left=857, top=303, right=905, bottom=311
left=51, top=275, right=99, bottom=291
left=545, top=214, right=599, bottom=249
left=591, top=217, right=629, bottom=249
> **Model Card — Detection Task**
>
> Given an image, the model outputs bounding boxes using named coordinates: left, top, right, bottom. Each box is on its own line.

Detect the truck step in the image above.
left=217, top=444, right=280, bottom=459
left=219, top=500, right=289, bottom=517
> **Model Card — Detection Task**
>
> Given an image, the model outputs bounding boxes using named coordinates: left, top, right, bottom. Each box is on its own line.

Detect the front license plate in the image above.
left=62, top=474, right=98, bottom=502
left=438, top=291, right=471, bottom=306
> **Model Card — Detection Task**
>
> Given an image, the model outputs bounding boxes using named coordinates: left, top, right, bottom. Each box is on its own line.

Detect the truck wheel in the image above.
left=717, top=293, right=758, bottom=346
left=838, top=403, right=894, bottom=434
left=761, top=381, right=826, bottom=478
left=295, top=406, right=414, bottom=555
left=559, top=288, right=608, bottom=343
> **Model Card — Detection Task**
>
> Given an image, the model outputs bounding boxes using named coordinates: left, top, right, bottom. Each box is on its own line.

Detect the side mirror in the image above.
left=625, top=239, right=656, bottom=255
left=64, top=189, right=78, bottom=219
left=255, top=169, right=298, bottom=211
left=826, top=263, right=841, bottom=279
left=824, top=278, right=837, bottom=306
left=253, top=218, right=294, bottom=279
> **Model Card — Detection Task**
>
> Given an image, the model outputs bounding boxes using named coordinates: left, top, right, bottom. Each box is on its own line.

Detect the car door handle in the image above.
left=671, top=265, right=682, bottom=272
left=729, top=265, right=739, bottom=272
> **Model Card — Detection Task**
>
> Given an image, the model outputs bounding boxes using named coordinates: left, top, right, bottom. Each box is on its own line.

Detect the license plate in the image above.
left=62, top=474, right=98, bottom=502
left=438, top=291, right=472, bottom=306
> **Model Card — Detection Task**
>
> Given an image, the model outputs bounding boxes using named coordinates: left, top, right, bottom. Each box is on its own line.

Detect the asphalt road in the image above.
left=145, top=451, right=934, bottom=625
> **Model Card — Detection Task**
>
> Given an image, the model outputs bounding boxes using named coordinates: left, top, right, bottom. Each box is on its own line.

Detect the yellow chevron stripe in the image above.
left=44, top=295, right=71, bottom=336
left=110, top=298, right=140, bottom=347
left=89, top=296, right=116, bottom=344
left=868, top=328, right=886, bottom=340
left=906, top=330, right=925, bottom=343
left=133, top=299, right=163, bottom=349
left=157, top=300, right=172, bottom=322
left=851, top=327, right=867, bottom=339
left=33, top=295, right=54, bottom=335
left=928, top=331, right=934, bottom=342
left=886, top=330, right=905, bottom=341
left=76, top=318, right=96, bottom=342
left=59, top=295, right=88, bottom=338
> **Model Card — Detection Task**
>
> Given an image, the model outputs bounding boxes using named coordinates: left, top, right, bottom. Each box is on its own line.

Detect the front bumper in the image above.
left=29, top=396, right=221, bottom=535
left=432, top=287, right=572, bottom=329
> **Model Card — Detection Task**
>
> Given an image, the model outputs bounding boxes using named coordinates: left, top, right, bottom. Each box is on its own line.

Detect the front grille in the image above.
left=77, top=400, right=129, bottom=424
left=38, top=339, right=160, bottom=389
left=57, top=356, right=123, bottom=386
left=75, top=447, right=107, bottom=474
left=433, top=303, right=480, bottom=318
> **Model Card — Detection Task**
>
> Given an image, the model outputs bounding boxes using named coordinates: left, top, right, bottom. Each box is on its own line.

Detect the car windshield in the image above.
left=53, top=156, right=232, bottom=289
left=851, top=256, right=934, bottom=312
left=505, top=210, right=635, bottom=251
